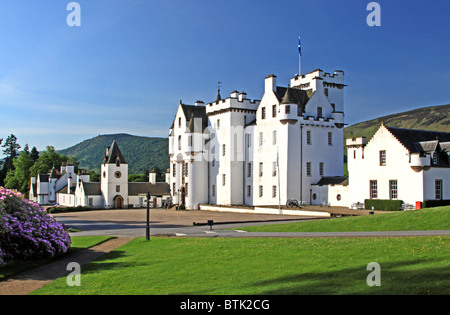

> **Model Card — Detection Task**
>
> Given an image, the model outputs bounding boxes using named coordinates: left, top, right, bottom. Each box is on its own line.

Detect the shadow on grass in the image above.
left=173, top=259, right=449, bottom=295
left=251, top=259, right=449, bottom=295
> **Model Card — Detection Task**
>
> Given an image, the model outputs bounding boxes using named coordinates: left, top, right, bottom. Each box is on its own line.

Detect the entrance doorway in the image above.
left=114, top=195, right=124, bottom=209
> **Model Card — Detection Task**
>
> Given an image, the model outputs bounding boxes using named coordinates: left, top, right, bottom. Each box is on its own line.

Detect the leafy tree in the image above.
left=29, top=146, right=62, bottom=176
left=4, top=148, right=34, bottom=193
left=0, top=134, right=21, bottom=186
left=89, top=170, right=100, bottom=182
left=30, top=146, right=39, bottom=162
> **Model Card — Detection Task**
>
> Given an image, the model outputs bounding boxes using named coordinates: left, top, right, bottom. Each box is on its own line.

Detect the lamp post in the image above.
left=146, top=191, right=150, bottom=241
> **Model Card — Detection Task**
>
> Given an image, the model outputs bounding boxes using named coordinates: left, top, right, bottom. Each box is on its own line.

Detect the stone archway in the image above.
left=114, top=195, right=124, bottom=209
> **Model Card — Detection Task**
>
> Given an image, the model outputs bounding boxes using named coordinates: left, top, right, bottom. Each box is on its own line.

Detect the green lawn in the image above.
left=32, top=236, right=449, bottom=295
left=238, top=206, right=450, bottom=232
left=0, top=236, right=113, bottom=281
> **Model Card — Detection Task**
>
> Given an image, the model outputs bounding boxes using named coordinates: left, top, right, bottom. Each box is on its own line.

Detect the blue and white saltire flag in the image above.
left=298, top=37, right=302, bottom=56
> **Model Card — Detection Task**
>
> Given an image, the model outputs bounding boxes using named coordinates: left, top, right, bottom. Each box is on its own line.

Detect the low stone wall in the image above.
left=199, top=205, right=331, bottom=217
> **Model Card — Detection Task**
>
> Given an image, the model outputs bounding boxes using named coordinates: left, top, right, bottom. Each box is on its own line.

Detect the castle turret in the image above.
left=279, top=87, right=298, bottom=125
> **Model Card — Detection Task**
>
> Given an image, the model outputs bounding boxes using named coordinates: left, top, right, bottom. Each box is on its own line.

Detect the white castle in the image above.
left=168, top=68, right=346, bottom=209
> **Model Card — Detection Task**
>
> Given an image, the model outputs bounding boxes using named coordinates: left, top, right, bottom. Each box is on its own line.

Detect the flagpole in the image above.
left=298, top=36, right=302, bottom=76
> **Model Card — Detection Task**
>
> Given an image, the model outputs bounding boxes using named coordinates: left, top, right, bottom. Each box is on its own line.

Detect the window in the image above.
left=435, top=180, right=443, bottom=200
left=389, top=180, right=398, bottom=200
left=261, top=107, right=266, bottom=119
left=173, top=183, right=176, bottom=195
left=212, top=159, right=215, bottom=167
left=182, top=162, right=188, bottom=177
left=217, top=119, right=220, bottom=130
left=306, top=162, right=311, bottom=176
left=370, top=180, right=378, bottom=199
left=324, top=88, right=329, bottom=97
left=212, top=184, right=216, bottom=197
left=178, top=117, right=181, bottom=128
left=272, top=105, right=277, bottom=117
left=319, top=162, right=324, bottom=176
left=259, top=132, right=264, bottom=146
left=272, top=130, right=277, bottom=145
left=379, top=150, right=386, bottom=166
left=178, top=135, right=181, bottom=150
left=116, top=159, right=120, bottom=167
left=222, top=174, right=226, bottom=186
left=307, top=130, right=311, bottom=145
left=317, top=107, right=322, bottom=118
left=222, top=144, right=226, bottom=156
left=272, top=186, right=277, bottom=198
left=259, top=162, right=263, bottom=177
left=328, top=132, right=333, bottom=146
left=285, top=105, right=290, bottom=114
left=116, top=185, right=120, bottom=192
left=246, top=133, right=251, bottom=148
left=433, top=152, right=438, bottom=165
left=173, top=163, right=176, bottom=177
left=247, top=162, right=252, bottom=177
left=185, top=183, right=188, bottom=197
left=247, top=185, right=251, bottom=197
left=272, top=162, right=277, bottom=177
left=188, top=135, right=193, bottom=147
left=259, top=185, right=263, bottom=197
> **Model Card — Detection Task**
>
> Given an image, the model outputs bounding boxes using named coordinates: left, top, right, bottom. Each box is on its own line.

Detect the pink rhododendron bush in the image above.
left=0, top=187, right=71, bottom=264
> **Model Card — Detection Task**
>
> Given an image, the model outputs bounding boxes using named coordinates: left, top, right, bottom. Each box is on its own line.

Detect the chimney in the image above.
left=231, top=90, right=239, bottom=98
left=165, top=168, right=170, bottom=184
left=265, top=74, right=277, bottom=92
left=67, top=173, right=72, bottom=193
left=149, top=169, right=156, bottom=184
left=194, top=100, right=204, bottom=106
left=238, top=91, right=247, bottom=102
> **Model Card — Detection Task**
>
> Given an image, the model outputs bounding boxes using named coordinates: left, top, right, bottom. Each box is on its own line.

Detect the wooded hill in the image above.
left=344, top=104, right=450, bottom=143
left=58, top=133, right=169, bottom=175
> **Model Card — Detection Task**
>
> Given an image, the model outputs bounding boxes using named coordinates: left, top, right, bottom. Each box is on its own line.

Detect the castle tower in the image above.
left=101, top=140, right=128, bottom=208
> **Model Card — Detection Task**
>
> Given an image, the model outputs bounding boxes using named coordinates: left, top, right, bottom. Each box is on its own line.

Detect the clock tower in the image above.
left=101, top=140, right=128, bottom=208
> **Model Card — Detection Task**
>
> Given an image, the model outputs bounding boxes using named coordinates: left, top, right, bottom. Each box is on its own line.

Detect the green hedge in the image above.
left=423, top=200, right=450, bottom=208
left=364, top=199, right=403, bottom=211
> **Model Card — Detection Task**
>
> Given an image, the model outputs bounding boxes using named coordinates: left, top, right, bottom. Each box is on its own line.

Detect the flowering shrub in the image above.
left=0, top=187, right=71, bottom=264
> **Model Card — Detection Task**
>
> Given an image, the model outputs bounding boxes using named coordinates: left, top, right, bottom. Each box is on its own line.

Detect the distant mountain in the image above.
left=58, top=134, right=169, bottom=175
left=344, top=104, right=450, bottom=142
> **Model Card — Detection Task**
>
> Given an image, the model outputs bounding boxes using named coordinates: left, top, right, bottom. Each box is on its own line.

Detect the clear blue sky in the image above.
left=0, top=0, right=449, bottom=153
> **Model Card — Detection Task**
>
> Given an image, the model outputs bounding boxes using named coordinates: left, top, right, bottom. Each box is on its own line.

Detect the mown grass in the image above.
left=32, top=236, right=449, bottom=295
left=238, top=207, right=450, bottom=233
left=0, top=236, right=113, bottom=280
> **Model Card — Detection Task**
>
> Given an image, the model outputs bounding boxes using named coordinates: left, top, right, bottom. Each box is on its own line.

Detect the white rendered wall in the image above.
left=347, top=126, right=425, bottom=206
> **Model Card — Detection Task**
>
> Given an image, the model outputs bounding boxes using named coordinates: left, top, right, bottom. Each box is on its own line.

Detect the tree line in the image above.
left=0, top=134, right=164, bottom=197
left=0, top=134, right=79, bottom=195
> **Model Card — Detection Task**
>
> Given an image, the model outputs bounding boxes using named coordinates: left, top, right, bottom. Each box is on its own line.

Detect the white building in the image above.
left=29, top=163, right=80, bottom=205
left=346, top=123, right=450, bottom=207
left=31, top=140, right=170, bottom=208
left=168, top=68, right=347, bottom=209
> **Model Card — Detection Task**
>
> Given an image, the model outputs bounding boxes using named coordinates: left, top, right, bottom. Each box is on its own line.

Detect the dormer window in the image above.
left=285, top=105, right=290, bottom=114
left=432, top=152, right=438, bottom=165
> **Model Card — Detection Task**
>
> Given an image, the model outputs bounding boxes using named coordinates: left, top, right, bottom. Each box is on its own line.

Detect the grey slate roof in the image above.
left=386, top=126, right=450, bottom=153
left=181, top=104, right=208, bottom=132
left=103, top=140, right=127, bottom=164
left=315, top=176, right=348, bottom=186
left=56, top=184, right=76, bottom=195
left=82, top=182, right=102, bottom=196
left=128, top=182, right=170, bottom=196
left=275, top=86, right=311, bottom=113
